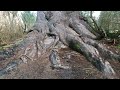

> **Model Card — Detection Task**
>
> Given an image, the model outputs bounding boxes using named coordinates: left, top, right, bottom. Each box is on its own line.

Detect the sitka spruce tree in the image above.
left=1, top=11, right=120, bottom=79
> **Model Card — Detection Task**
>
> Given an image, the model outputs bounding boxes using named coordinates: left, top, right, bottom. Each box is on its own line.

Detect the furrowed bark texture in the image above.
left=2, top=11, right=120, bottom=79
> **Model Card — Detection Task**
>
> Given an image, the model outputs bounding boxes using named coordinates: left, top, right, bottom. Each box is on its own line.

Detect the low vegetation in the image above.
left=0, top=11, right=36, bottom=50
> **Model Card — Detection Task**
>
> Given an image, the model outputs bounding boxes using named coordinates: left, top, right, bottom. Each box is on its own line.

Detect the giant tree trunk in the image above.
left=2, top=11, right=120, bottom=79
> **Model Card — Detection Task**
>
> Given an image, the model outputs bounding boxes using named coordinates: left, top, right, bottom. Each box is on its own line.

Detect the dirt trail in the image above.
left=0, top=38, right=120, bottom=79
left=0, top=47, right=107, bottom=79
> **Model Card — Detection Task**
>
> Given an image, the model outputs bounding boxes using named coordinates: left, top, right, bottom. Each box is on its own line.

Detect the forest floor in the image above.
left=0, top=40, right=120, bottom=79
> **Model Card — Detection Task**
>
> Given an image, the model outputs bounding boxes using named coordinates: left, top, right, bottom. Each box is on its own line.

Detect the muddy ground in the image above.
left=0, top=42, right=120, bottom=79
left=0, top=47, right=105, bottom=79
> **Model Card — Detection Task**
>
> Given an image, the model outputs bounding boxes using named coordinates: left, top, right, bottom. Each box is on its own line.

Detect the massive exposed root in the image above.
left=1, top=11, right=120, bottom=79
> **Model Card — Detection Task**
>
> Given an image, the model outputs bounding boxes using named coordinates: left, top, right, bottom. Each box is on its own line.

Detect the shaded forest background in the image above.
left=0, top=11, right=36, bottom=48
left=0, top=11, right=120, bottom=50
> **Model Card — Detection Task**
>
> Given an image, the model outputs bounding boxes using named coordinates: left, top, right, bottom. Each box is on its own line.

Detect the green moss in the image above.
left=68, top=39, right=85, bottom=55
left=0, top=47, right=3, bottom=51
left=3, top=44, right=13, bottom=48
left=69, top=40, right=81, bottom=52
left=74, top=44, right=80, bottom=49
left=117, top=45, right=120, bottom=49
left=15, top=39, right=23, bottom=44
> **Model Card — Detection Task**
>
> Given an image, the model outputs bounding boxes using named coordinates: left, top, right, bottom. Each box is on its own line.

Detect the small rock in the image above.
left=103, top=61, right=117, bottom=79
left=0, top=57, right=5, bottom=61
left=67, top=55, right=71, bottom=59
left=51, top=65, right=70, bottom=70
left=20, top=56, right=28, bottom=64
left=5, top=62, right=18, bottom=71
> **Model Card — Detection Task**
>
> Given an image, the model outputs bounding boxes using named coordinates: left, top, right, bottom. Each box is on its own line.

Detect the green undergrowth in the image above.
left=0, top=38, right=23, bottom=51
left=117, top=45, right=120, bottom=49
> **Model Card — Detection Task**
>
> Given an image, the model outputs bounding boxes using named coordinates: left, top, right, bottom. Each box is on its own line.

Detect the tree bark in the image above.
left=2, top=11, right=120, bottom=79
